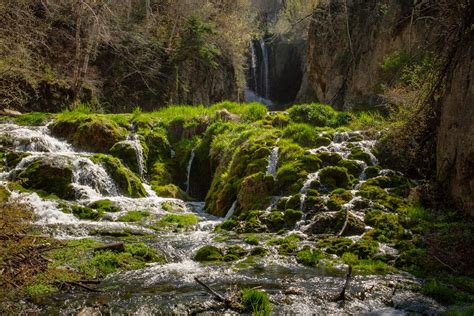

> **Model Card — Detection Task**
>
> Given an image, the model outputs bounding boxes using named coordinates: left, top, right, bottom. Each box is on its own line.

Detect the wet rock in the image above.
left=110, top=138, right=148, bottom=176
left=91, top=154, right=146, bottom=198
left=5, top=151, right=30, bottom=170
left=0, top=108, right=22, bottom=116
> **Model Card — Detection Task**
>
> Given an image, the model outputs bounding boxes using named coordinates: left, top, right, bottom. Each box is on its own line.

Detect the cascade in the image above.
left=266, top=146, right=279, bottom=179
left=185, top=148, right=195, bottom=194
left=224, top=200, right=237, bottom=219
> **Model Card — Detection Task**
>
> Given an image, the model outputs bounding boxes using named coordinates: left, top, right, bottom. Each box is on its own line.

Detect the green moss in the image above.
left=156, top=213, right=199, bottom=229
left=268, top=234, right=302, bottom=255
left=71, top=205, right=103, bottom=220
left=284, top=209, right=303, bottom=227
left=337, top=159, right=363, bottom=177
left=153, top=184, right=192, bottom=201
left=237, top=172, right=273, bottom=212
left=215, top=219, right=238, bottom=231
left=110, top=137, right=149, bottom=176
left=283, top=123, right=332, bottom=148
left=244, top=235, right=260, bottom=245
left=318, top=166, right=351, bottom=191
left=348, top=147, right=373, bottom=166
left=341, top=253, right=395, bottom=275
left=364, top=209, right=403, bottom=241
left=422, top=279, right=471, bottom=305
left=349, top=238, right=379, bottom=259
left=265, top=211, right=285, bottom=231
left=194, top=245, right=223, bottom=263
left=88, top=199, right=120, bottom=213
left=16, top=158, right=74, bottom=199
left=118, top=210, right=150, bottom=222
left=0, top=186, right=11, bottom=202
left=364, top=166, right=382, bottom=178
left=24, top=283, right=57, bottom=297
left=14, top=112, right=51, bottom=126
left=92, top=154, right=146, bottom=198
left=288, top=103, right=349, bottom=127
left=318, top=237, right=353, bottom=256
left=224, top=245, right=247, bottom=262
left=242, top=288, right=272, bottom=315
left=315, top=152, right=342, bottom=167
left=50, top=115, right=127, bottom=153
left=296, top=246, right=324, bottom=267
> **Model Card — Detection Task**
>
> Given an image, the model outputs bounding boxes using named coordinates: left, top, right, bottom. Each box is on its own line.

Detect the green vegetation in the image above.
left=118, top=211, right=150, bottom=223
left=194, top=245, right=223, bottom=263
left=156, top=214, right=199, bottom=229
left=296, top=246, right=324, bottom=267
left=241, top=288, right=272, bottom=316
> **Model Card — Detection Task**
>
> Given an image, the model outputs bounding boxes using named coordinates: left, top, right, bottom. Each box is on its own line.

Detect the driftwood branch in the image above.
left=94, top=242, right=125, bottom=252
left=194, top=277, right=226, bottom=302
left=335, top=265, right=352, bottom=301
left=64, top=281, right=102, bottom=292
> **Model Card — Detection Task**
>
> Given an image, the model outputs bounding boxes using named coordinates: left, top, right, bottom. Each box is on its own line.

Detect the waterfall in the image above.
left=266, top=146, right=279, bottom=179
left=121, top=133, right=147, bottom=180
left=245, top=39, right=273, bottom=107
left=299, top=171, right=320, bottom=211
left=185, top=148, right=195, bottom=194
left=259, top=38, right=270, bottom=99
left=225, top=200, right=237, bottom=219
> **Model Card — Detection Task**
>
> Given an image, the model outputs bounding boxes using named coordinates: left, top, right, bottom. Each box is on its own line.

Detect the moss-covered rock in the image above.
left=88, top=199, right=120, bottom=213
left=152, top=184, right=191, bottom=201
left=16, top=157, right=75, bottom=199
left=337, top=159, right=363, bottom=178
left=237, top=172, right=273, bottom=213
left=349, top=238, right=379, bottom=259
left=364, top=166, right=382, bottom=179
left=224, top=245, right=247, bottom=262
left=284, top=209, right=303, bottom=227
left=305, top=211, right=365, bottom=236
left=70, top=205, right=104, bottom=220
left=194, top=245, right=223, bottom=263
left=315, top=152, right=342, bottom=167
left=264, top=211, right=285, bottom=232
left=50, top=117, right=127, bottom=153
left=91, top=154, right=146, bottom=198
left=318, top=166, right=352, bottom=191
left=110, top=138, right=149, bottom=176
left=348, top=147, right=373, bottom=166
left=0, top=185, right=11, bottom=202
left=296, top=246, right=324, bottom=267
left=317, top=237, right=353, bottom=256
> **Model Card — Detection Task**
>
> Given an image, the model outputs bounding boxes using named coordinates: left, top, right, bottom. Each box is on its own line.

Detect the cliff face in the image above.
left=299, top=0, right=435, bottom=109
left=436, top=31, right=474, bottom=216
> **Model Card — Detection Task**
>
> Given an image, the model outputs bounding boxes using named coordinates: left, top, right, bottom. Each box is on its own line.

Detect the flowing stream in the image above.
left=0, top=122, right=442, bottom=314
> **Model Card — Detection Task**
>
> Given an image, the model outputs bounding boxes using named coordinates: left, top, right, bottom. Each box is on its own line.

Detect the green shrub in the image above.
left=288, top=103, right=347, bottom=127
left=117, top=210, right=150, bottom=222
left=296, top=246, right=324, bottom=267
left=242, top=288, right=272, bottom=315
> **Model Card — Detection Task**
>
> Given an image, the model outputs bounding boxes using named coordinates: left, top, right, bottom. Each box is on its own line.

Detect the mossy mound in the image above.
left=348, top=147, right=373, bottom=166
left=194, top=245, right=223, bottom=263
left=16, top=157, right=74, bottom=199
left=110, top=138, right=149, bottom=176
left=305, top=211, right=365, bottom=236
left=88, top=199, right=120, bottom=213
left=153, top=184, right=192, bottom=201
left=237, top=172, right=274, bottom=213
left=318, top=166, right=352, bottom=191
left=296, top=246, right=324, bottom=267
left=50, top=117, right=127, bottom=153
left=91, top=154, right=146, bottom=198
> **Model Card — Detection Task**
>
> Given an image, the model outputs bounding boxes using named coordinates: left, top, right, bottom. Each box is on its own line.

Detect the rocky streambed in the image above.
left=0, top=105, right=451, bottom=314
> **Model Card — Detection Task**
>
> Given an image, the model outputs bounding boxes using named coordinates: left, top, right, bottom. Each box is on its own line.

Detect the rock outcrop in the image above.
left=299, top=0, right=437, bottom=109
left=436, top=22, right=474, bottom=216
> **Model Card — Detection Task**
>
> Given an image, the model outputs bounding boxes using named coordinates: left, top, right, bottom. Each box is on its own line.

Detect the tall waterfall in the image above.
left=245, top=38, right=273, bottom=107
left=259, top=38, right=270, bottom=99
left=185, top=148, right=195, bottom=194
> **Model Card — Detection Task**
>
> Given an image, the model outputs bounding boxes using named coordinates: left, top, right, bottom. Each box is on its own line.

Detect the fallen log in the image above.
left=94, top=242, right=125, bottom=252
left=335, top=265, right=352, bottom=301
left=65, top=281, right=102, bottom=292
left=194, top=277, right=226, bottom=302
